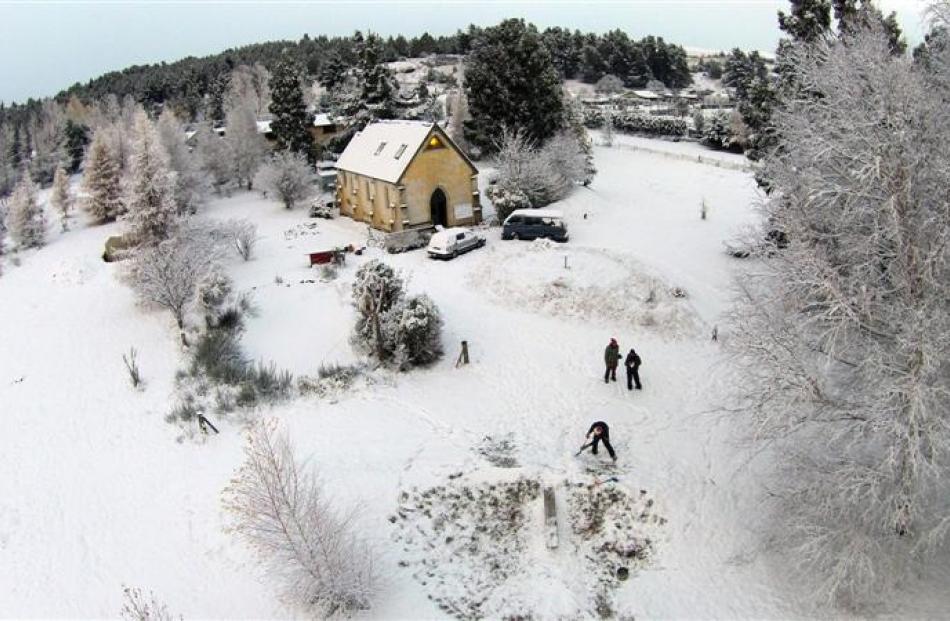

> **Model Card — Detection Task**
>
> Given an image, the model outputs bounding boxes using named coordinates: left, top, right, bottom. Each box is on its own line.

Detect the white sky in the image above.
left=0, top=0, right=933, bottom=104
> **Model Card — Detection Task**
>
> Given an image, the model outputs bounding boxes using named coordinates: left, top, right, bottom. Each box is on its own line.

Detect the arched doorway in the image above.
left=430, top=188, right=448, bottom=227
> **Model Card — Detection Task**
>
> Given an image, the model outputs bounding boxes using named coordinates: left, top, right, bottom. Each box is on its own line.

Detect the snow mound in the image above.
left=391, top=471, right=663, bottom=619
left=470, top=244, right=699, bottom=337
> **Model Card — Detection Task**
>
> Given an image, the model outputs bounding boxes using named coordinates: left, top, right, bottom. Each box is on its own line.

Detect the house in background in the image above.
left=335, top=120, right=480, bottom=233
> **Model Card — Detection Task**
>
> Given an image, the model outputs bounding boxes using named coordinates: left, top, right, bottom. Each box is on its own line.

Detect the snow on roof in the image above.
left=507, top=208, right=564, bottom=220
left=313, top=114, right=335, bottom=127
left=256, top=120, right=272, bottom=134
left=632, top=90, right=661, bottom=100
left=335, top=120, right=435, bottom=184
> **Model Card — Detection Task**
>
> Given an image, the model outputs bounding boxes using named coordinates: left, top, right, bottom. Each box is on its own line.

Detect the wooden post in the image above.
left=544, top=486, right=558, bottom=549
left=456, top=340, right=470, bottom=367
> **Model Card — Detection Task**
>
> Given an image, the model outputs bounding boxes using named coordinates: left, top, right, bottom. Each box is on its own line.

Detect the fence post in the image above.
left=456, top=340, right=470, bottom=367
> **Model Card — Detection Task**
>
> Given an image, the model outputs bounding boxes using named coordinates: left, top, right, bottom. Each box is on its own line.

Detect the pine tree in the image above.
left=463, top=19, right=565, bottom=155
left=778, top=0, right=832, bottom=42
left=6, top=173, right=46, bottom=249
left=50, top=166, right=72, bottom=232
left=318, top=52, right=348, bottom=90
left=81, top=131, right=124, bottom=223
left=126, top=112, right=177, bottom=245
left=357, top=32, right=398, bottom=122
left=64, top=120, right=89, bottom=174
left=268, top=52, right=314, bottom=161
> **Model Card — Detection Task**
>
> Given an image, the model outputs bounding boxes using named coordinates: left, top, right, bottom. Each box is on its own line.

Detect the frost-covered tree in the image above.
left=124, top=228, right=220, bottom=330
left=81, top=131, right=124, bottom=223
left=195, top=124, right=233, bottom=195
left=729, top=26, right=950, bottom=608
left=488, top=129, right=561, bottom=214
left=224, top=103, right=269, bottom=190
left=156, top=108, right=208, bottom=214
left=29, top=100, right=67, bottom=185
left=382, top=294, right=444, bottom=369
left=50, top=166, right=72, bottom=231
left=222, top=419, right=377, bottom=616
left=255, top=151, right=314, bottom=210
left=126, top=112, right=177, bottom=245
left=594, top=74, right=624, bottom=94
left=6, top=174, right=46, bottom=249
left=227, top=63, right=272, bottom=118
left=352, top=260, right=405, bottom=361
left=268, top=52, right=314, bottom=161
left=562, top=97, right=596, bottom=185
left=463, top=19, right=565, bottom=154
left=540, top=131, right=590, bottom=197
left=778, top=0, right=832, bottom=43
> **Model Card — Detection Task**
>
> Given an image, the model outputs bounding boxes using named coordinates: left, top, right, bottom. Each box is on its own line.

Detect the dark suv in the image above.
left=501, top=209, right=569, bottom=242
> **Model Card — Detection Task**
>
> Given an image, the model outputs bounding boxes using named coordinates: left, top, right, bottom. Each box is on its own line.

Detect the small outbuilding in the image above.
left=335, top=120, right=480, bottom=233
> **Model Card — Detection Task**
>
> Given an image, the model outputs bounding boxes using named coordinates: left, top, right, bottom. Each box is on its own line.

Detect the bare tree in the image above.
left=729, top=25, right=950, bottom=609
left=255, top=151, right=315, bottom=210
left=225, top=218, right=258, bottom=261
left=123, top=226, right=220, bottom=331
left=50, top=166, right=72, bottom=231
left=227, top=63, right=272, bottom=118
left=222, top=419, right=377, bottom=616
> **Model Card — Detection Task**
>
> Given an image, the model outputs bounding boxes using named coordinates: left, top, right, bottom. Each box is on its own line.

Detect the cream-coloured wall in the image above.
left=401, top=134, right=480, bottom=228
left=336, top=172, right=400, bottom=232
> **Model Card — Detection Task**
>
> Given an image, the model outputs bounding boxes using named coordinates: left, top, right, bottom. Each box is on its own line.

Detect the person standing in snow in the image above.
left=581, top=421, right=616, bottom=461
left=604, top=338, right=621, bottom=383
left=625, top=348, right=642, bottom=390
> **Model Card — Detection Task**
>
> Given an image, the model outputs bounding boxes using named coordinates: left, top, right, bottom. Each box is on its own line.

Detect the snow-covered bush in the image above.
left=121, top=346, right=142, bottom=389
left=540, top=131, right=590, bottom=197
left=489, top=129, right=559, bottom=210
left=6, top=174, right=46, bottom=249
left=485, top=185, right=531, bottom=223
left=255, top=150, right=315, bottom=210
left=222, top=419, right=377, bottom=616
left=351, top=259, right=405, bottom=359
left=223, top=218, right=257, bottom=261
left=702, top=112, right=743, bottom=152
left=382, top=293, right=444, bottom=369
left=595, top=74, right=624, bottom=94
left=81, top=131, right=124, bottom=223
left=601, top=109, right=615, bottom=147
left=125, top=112, right=178, bottom=245
left=120, top=585, right=179, bottom=621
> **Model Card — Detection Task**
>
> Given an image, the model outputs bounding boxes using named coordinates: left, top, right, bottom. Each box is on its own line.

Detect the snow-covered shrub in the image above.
left=222, top=419, right=378, bottom=616
left=247, top=360, right=294, bottom=401
left=601, top=109, right=615, bottom=147
left=222, top=218, right=257, bottom=261
left=485, top=185, right=531, bottom=223
left=351, top=259, right=405, bottom=359
left=490, top=129, right=560, bottom=210
left=308, top=198, right=334, bottom=219
left=540, top=130, right=590, bottom=197
left=255, top=151, right=315, bottom=209
left=196, top=270, right=254, bottom=332
left=125, top=111, right=178, bottom=245
left=122, top=346, right=142, bottom=388
left=595, top=74, right=624, bottom=94
left=702, top=112, right=743, bottom=152
left=6, top=174, right=46, bottom=249
left=191, top=329, right=248, bottom=384
left=120, top=585, right=179, bottom=621
left=382, top=293, right=444, bottom=369
left=81, top=131, right=124, bottom=222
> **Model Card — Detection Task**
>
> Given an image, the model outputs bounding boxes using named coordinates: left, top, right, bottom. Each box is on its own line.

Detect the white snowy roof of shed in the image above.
left=256, top=120, right=272, bottom=134
left=335, top=120, right=435, bottom=184
left=632, top=90, right=660, bottom=100
left=313, top=114, right=335, bottom=127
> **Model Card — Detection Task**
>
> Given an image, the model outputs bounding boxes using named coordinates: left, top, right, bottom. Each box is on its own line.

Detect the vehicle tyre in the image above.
left=511, top=233, right=520, bottom=241
left=452, top=249, right=458, bottom=259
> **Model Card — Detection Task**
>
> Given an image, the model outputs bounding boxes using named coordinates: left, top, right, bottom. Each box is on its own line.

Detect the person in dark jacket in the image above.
left=625, top=348, right=642, bottom=390
left=604, top=338, right=621, bottom=383
left=582, top=421, right=616, bottom=461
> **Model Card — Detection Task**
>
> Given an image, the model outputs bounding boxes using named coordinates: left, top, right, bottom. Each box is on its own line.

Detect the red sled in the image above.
left=308, top=249, right=346, bottom=267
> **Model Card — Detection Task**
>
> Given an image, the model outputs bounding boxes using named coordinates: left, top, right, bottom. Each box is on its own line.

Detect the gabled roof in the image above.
left=335, top=120, right=476, bottom=184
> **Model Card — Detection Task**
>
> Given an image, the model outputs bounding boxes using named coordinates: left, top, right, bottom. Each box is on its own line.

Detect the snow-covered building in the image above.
left=335, top=120, right=480, bottom=233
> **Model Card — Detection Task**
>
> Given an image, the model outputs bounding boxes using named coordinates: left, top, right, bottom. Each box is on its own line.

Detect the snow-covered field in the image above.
left=0, top=141, right=943, bottom=618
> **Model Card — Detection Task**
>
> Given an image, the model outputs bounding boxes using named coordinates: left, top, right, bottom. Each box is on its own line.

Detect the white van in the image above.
left=426, top=227, right=486, bottom=259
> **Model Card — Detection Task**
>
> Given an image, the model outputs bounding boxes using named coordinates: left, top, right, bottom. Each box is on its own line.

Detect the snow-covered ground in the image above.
left=1, top=140, right=944, bottom=618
